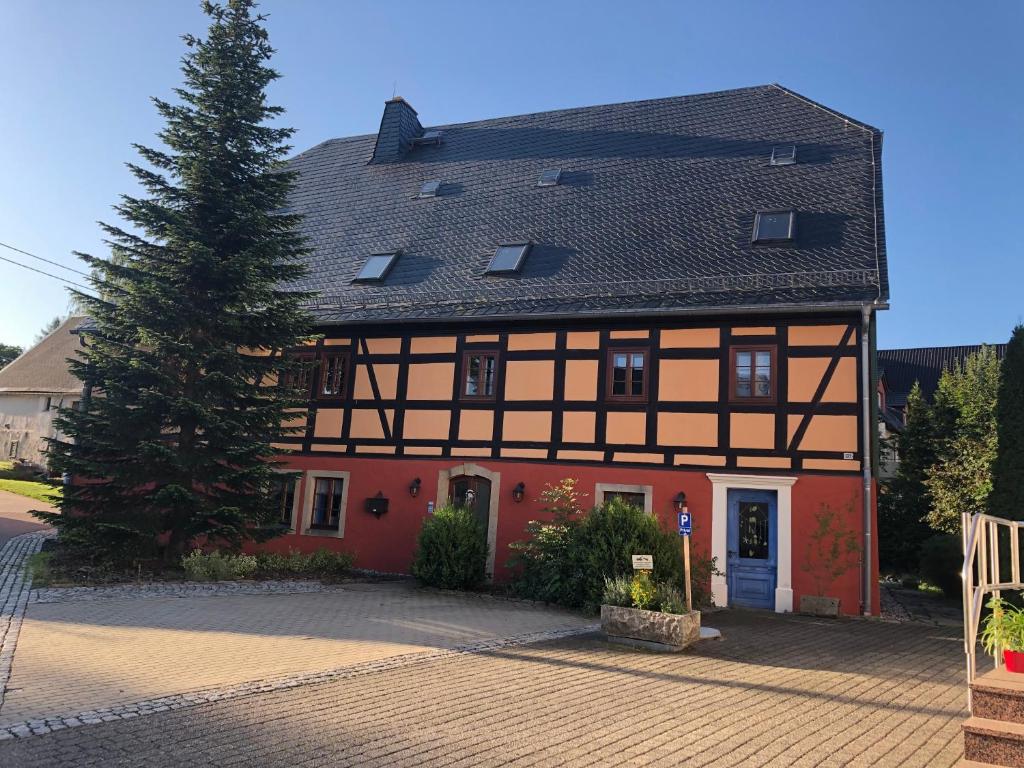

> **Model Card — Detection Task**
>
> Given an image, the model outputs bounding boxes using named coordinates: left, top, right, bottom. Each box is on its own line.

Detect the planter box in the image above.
left=800, top=595, right=841, bottom=618
left=601, top=604, right=701, bottom=652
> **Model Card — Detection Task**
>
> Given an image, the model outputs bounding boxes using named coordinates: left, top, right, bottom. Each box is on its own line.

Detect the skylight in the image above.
left=419, top=179, right=442, bottom=198
left=752, top=211, right=796, bottom=243
left=486, top=243, right=530, bottom=274
left=353, top=252, right=398, bottom=282
left=770, top=145, right=797, bottom=166
left=537, top=168, right=562, bottom=187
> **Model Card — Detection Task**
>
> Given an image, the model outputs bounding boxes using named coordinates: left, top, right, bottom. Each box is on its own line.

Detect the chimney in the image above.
left=370, top=97, right=423, bottom=163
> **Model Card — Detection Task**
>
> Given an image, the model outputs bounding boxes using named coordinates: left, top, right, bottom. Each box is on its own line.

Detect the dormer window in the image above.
left=486, top=243, right=530, bottom=274
left=419, top=179, right=441, bottom=198
left=752, top=211, right=796, bottom=244
left=537, top=168, right=562, bottom=187
left=353, top=252, right=398, bottom=282
left=770, top=145, right=797, bottom=166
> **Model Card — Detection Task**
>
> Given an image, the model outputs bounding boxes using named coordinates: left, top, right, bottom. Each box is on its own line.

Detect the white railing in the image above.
left=962, top=511, right=1024, bottom=710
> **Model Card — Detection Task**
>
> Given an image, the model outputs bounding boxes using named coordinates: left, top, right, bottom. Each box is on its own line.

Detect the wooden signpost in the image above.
left=678, top=509, right=693, bottom=612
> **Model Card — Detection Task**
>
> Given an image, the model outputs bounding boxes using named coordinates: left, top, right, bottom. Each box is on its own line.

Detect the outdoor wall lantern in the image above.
left=365, top=491, right=389, bottom=518
left=512, top=482, right=526, bottom=503
left=408, top=477, right=421, bottom=498
left=673, top=491, right=688, bottom=514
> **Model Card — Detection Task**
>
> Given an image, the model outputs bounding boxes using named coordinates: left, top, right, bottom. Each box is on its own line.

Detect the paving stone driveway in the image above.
left=1, top=582, right=591, bottom=726
left=0, top=608, right=967, bottom=767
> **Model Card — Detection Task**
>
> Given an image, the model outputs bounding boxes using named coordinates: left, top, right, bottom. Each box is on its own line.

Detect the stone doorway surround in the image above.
left=436, top=463, right=501, bottom=577
left=706, top=473, right=798, bottom=613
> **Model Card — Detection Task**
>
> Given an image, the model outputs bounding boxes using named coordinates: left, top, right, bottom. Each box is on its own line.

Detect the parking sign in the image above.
left=677, top=511, right=691, bottom=536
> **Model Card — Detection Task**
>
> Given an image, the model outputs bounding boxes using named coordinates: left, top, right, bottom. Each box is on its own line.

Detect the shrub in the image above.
left=655, top=581, right=687, bottom=614
left=182, top=549, right=258, bottom=581
left=918, top=534, right=963, bottom=598
left=411, top=505, right=488, bottom=590
left=601, top=573, right=688, bottom=614
left=602, top=575, right=633, bottom=607
left=306, top=548, right=355, bottom=576
left=253, top=548, right=355, bottom=578
left=510, top=487, right=684, bottom=613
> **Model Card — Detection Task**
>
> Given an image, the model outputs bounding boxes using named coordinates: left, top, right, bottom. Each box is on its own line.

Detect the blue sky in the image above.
left=0, top=1, right=1020, bottom=350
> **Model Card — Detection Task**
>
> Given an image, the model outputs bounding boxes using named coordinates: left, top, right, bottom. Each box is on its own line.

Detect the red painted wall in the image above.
left=251, top=455, right=878, bottom=616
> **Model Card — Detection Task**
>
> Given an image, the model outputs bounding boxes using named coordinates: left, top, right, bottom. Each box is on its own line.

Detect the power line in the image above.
left=0, top=253, right=95, bottom=293
left=0, top=240, right=92, bottom=278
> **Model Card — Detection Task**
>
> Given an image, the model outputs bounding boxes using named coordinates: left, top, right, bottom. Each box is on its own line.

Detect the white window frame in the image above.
left=300, top=470, right=350, bottom=539
left=594, top=482, right=654, bottom=514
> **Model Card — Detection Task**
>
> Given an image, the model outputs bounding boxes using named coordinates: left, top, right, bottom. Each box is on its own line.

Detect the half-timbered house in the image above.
left=264, top=84, right=889, bottom=615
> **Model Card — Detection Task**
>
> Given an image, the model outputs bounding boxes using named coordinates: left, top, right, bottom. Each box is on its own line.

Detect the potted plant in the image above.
left=600, top=571, right=701, bottom=652
left=799, top=502, right=861, bottom=618
left=980, top=597, right=1024, bottom=672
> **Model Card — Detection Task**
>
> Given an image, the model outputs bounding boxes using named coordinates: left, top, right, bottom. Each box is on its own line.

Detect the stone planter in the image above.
left=799, top=594, right=841, bottom=617
left=600, top=604, right=701, bottom=652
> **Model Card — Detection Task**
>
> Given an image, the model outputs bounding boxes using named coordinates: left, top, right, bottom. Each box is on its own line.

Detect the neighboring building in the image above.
left=261, top=85, right=889, bottom=615
left=0, top=316, right=85, bottom=469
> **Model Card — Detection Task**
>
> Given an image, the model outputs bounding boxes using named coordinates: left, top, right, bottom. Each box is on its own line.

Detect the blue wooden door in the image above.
left=726, top=489, right=777, bottom=610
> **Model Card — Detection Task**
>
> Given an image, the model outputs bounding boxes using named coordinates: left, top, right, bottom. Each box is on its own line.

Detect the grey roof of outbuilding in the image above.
left=879, top=344, right=1008, bottom=407
left=0, top=316, right=85, bottom=395
left=286, top=84, right=888, bottom=324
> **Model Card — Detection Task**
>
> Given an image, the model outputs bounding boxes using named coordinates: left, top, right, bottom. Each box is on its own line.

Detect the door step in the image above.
left=963, top=716, right=1024, bottom=767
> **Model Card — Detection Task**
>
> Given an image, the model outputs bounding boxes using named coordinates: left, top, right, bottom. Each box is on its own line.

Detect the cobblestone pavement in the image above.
left=0, top=611, right=966, bottom=767
left=1, top=581, right=592, bottom=726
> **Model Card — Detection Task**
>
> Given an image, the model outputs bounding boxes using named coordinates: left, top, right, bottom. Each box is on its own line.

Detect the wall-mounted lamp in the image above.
left=512, top=482, right=526, bottom=503
left=673, top=491, right=688, bottom=514
left=409, top=477, right=421, bottom=498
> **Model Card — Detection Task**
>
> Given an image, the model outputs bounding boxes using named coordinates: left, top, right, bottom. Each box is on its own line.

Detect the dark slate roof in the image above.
left=879, top=344, right=1009, bottom=407
left=0, top=316, right=85, bottom=395
left=286, top=84, right=888, bottom=325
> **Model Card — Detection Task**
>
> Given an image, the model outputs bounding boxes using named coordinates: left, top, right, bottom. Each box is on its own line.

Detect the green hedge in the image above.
left=411, top=505, right=488, bottom=590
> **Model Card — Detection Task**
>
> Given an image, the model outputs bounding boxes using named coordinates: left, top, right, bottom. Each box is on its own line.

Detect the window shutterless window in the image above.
left=730, top=346, right=777, bottom=402
left=318, top=351, right=350, bottom=399
left=602, top=490, right=647, bottom=509
left=272, top=475, right=297, bottom=528
left=282, top=352, right=314, bottom=394
left=462, top=351, right=498, bottom=400
left=752, top=210, right=796, bottom=243
left=310, top=477, right=344, bottom=530
left=607, top=348, right=648, bottom=401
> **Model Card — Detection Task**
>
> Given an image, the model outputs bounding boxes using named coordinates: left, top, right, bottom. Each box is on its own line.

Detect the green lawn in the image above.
left=0, top=461, right=62, bottom=505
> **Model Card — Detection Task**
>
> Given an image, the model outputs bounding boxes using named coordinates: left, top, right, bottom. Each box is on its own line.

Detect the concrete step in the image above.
left=961, top=760, right=1011, bottom=767
left=973, top=668, right=1024, bottom=724
left=963, top=716, right=1024, bottom=767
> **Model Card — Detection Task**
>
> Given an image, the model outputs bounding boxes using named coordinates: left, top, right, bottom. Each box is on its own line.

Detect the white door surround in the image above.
left=436, top=463, right=501, bottom=577
left=706, top=473, right=798, bottom=613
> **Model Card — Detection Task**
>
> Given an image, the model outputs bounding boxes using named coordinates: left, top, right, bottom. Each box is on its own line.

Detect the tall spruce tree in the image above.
left=38, top=0, right=313, bottom=562
left=878, top=383, right=936, bottom=571
left=990, top=326, right=1024, bottom=518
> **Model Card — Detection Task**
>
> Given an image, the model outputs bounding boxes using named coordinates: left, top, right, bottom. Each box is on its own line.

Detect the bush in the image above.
left=918, top=534, right=963, bottom=598
left=411, top=505, right=488, bottom=590
left=630, top=570, right=657, bottom=610
left=182, top=549, right=258, bottom=581
left=655, top=581, right=687, bottom=614
left=601, top=573, right=688, bottom=614
left=602, top=575, right=633, bottom=607
left=510, top=487, right=686, bottom=613
left=253, top=548, right=354, bottom=579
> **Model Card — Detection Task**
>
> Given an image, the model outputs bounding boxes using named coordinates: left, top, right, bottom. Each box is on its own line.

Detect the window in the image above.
left=419, top=179, right=441, bottom=197
left=595, top=483, right=653, bottom=514
left=486, top=243, right=530, bottom=274
left=353, top=252, right=398, bottom=282
left=770, top=145, right=797, bottom=166
left=731, top=346, right=776, bottom=402
left=310, top=477, right=344, bottom=530
left=752, top=210, right=796, bottom=243
left=607, top=348, right=648, bottom=401
left=319, top=351, right=350, bottom=399
left=42, top=396, right=52, bottom=412
left=411, top=130, right=443, bottom=145
left=272, top=475, right=297, bottom=528
left=537, top=168, right=562, bottom=187
left=8, top=441, right=18, bottom=459
left=282, top=352, right=314, bottom=394
left=462, top=351, right=498, bottom=400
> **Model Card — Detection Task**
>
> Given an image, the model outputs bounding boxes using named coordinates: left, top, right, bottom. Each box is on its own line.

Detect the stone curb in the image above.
left=0, top=531, right=55, bottom=713
left=0, top=623, right=598, bottom=739
left=31, top=579, right=347, bottom=605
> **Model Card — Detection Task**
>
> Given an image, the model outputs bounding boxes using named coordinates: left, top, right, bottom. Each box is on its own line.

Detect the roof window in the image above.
left=411, top=130, right=443, bottom=146
left=353, top=252, right=398, bottom=282
left=419, top=179, right=442, bottom=198
left=486, top=243, right=530, bottom=274
left=752, top=211, right=796, bottom=244
left=537, top=168, right=562, bottom=187
left=770, top=145, right=797, bottom=166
